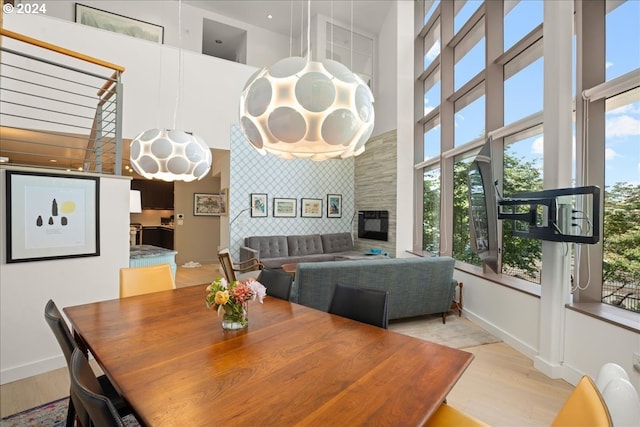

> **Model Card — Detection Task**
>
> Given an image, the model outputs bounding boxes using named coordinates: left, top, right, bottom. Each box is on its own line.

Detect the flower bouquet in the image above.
left=205, top=277, right=266, bottom=330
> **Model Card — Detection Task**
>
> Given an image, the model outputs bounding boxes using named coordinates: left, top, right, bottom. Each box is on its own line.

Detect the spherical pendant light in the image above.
left=239, top=57, right=375, bottom=161
left=130, top=129, right=212, bottom=182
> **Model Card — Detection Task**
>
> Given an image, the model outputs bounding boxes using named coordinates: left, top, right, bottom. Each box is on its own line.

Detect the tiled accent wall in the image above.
left=229, top=125, right=355, bottom=258
left=354, top=129, right=397, bottom=255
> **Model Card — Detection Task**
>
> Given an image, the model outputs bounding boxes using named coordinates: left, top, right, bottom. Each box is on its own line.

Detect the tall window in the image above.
left=423, top=168, right=441, bottom=253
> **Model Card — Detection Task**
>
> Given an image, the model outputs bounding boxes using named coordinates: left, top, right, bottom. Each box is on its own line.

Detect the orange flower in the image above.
left=214, top=290, right=229, bottom=305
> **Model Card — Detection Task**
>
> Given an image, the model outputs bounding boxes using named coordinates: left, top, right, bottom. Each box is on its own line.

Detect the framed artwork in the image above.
left=273, top=198, right=297, bottom=217
left=5, top=170, right=100, bottom=263
left=301, top=198, right=323, bottom=218
left=220, top=188, right=228, bottom=216
left=251, top=193, right=268, bottom=217
left=193, top=193, right=224, bottom=216
left=327, top=194, right=342, bottom=218
left=75, top=3, right=164, bottom=44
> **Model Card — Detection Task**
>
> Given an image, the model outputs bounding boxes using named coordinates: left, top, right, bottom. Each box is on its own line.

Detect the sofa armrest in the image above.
left=240, top=246, right=259, bottom=262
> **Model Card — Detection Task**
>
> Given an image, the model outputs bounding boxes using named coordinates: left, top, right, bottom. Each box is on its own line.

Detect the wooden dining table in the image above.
left=64, top=285, right=474, bottom=427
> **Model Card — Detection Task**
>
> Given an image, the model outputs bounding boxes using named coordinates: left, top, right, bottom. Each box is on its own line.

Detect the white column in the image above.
left=534, top=0, right=574, bottom=378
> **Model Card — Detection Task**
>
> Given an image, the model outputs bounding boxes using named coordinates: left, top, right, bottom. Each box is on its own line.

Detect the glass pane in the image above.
left=424, top=69, right=441, bottom=115
left=504, top=56, right=543, bottom=125
left=423, top=168, right=441, bottom=253
left=602, top=89, right=640, bottom=312
left=424, top=19, right=441, bottom=70
left=424, top=117, right=441, bottom=160
left=502, top=127, right=544, bottom=284
left=424, top=0, right=440, bottom=25
left=455, top=37, right=485, bottom=91
left=606, top=1, right=640, bottom=81
left=453, top=154, right=482, bottom=266
left=454, top=0, right=482, bottom=34
left=504, top=0, right=543, bottom=52
left=454, top=93, right=485, bottom=147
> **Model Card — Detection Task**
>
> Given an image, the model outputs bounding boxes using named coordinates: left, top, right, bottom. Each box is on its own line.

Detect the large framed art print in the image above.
left=5, top=171, right=100, bottom=263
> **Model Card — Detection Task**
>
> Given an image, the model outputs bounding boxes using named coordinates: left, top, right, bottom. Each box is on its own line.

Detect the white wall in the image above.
left=456, top=270, right=640, bottom=391
left=4, top=13, right=258, bottom=150
left=0, top=167, right=131, bottom=384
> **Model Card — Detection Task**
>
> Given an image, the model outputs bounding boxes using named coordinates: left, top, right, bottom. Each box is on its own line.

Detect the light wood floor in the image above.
left=1, top=264, right=574, bottom=425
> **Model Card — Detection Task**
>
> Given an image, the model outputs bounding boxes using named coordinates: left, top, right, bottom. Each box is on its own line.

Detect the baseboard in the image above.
left=1, top=354, right=66, bottom=385
left=463, top=309, right=538, bottom=359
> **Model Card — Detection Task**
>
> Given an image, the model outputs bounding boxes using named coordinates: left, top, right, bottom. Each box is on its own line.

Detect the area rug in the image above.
left=389, top=314, right=501, bottom=349
left=0, top=397, right=140, bottom=427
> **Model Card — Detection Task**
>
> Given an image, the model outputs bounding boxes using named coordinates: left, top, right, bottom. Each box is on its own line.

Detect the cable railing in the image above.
left=0, top=29, right=125, bottom=175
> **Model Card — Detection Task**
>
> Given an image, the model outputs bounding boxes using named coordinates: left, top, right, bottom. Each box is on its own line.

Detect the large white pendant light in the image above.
left=130, top=0, right=212, bottom=181
left=239, top=1, right=374, bottom=160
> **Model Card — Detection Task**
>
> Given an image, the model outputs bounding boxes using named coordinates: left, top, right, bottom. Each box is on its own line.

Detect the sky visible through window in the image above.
left=423, top=0, right=639, bottom=188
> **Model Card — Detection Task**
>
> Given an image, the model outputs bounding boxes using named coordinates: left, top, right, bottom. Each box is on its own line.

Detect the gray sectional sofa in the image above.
left=292, top=256, right=458, bottom=321
left=240, top=232, right=365, bottom=269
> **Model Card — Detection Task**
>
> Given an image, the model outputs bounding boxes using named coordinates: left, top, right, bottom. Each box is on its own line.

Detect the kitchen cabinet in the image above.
left=132, top=179, right=174, bottom=210
left=142, top=226, right=174, bottom=250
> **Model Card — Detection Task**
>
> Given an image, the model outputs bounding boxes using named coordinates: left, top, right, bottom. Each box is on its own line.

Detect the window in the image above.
left=424, top=19, right=441, bottom=71
left=423, top=167, right=441, bottom=253
left=504, top=0, right=543, bottom=52
left=605, top=1, right=640, bottom=81
left=504, top=51, right=543, bottom=125
left=452, top=152, right=482, bottom=266
left=601, top=89, right=640, bottom=311
left=424, top=69, right=441, bottom=115
left=454, top=18, right=485, bottom=91
left=454, top=0, right=483, bottom=34
left=454, top=86, right=485, bottom=147
left=502, top=126, right=544, bottom=283
left=423, top=117, right=441, bottom=160
left=424, top=0, right=440, bottom=25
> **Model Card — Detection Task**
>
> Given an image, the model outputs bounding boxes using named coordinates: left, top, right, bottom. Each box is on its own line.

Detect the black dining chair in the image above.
left=69, top=348, right=127, bottom=427
left=257, top=268, right=294, bottom=300
left=44, top=300, right=131, bottom=427
left=328, top=284, right=389, bottom=329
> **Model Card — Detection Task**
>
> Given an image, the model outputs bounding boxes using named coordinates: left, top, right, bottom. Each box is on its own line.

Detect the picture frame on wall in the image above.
left=301, top=198, right=323, bottom=218
left=193, top=193, right=224, bottom=216
left=75, top=3, right=164, bottom=44
left=251, top=193, right=268, bottom=217
left=5, top=170, right=100, bottom=263
left=327, top=194, right=342, bottom=218
left=273, top=198, right=297, bottom=217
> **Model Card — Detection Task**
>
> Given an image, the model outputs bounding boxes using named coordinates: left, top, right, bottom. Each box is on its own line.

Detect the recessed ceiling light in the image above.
left=49, top=159, right=57, bottom=163
left=267, top=14, right=273, bottom=19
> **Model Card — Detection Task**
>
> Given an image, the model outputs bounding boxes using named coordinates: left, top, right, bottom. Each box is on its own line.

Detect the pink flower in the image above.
left=246, top=279, right=267, bottom=303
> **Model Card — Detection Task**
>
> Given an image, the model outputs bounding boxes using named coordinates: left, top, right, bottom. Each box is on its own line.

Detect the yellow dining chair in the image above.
left=119, top=264, right=175, bottom=298
left=425, top=375, right=611, bottom=427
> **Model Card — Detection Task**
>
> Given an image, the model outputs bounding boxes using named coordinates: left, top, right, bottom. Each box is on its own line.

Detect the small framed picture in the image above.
left=301, top=198, right=323, bottom=218
left=273, top=198, right=297, bottom=217
left=193, top=193, right=223, bottom=216
left=327, top=194, right=342, bottom=218
left=251, top=193, right=268, bottom=217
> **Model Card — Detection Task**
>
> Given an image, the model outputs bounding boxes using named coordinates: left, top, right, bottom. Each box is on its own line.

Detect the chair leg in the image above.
left=442, top=312, right=446, bottom=324
left=65, top=395, right=76, bottom=427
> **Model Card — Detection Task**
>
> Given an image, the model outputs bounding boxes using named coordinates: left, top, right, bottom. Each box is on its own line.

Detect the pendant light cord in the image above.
left=289, top=1, right=293, bottom=57
left=173, top=0, right=183, bottom=130
left=307, top=0, right=311, bottom=59
left=350, top=0, right=353, bottom=70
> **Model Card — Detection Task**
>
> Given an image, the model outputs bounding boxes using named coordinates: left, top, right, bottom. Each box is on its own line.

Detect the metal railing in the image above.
left=0, top=29, right=125, bottom=174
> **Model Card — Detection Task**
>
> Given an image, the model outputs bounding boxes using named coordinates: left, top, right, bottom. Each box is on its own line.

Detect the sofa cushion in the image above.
left=321, top=233, right=355, bottom=253
left=287, top=234, right=324, bottom=256
left=244, top=235, right=289, bottom=259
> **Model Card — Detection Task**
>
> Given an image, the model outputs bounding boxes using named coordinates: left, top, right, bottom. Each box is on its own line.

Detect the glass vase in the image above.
left=221, top=303, right=248, bottom=330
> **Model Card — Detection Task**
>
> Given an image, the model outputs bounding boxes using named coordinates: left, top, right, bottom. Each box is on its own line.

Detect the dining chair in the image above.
left=550, top=375, right=612, bottom=427
left=328, top=283, right=389, bottom=329
left=257, top=268, right=293, bottom=300
left=424, top=402, right=490, bottom=427
left=218, top=249, right=263, bottom=282
left=119, top=263, right=175, bottom=298
left=69, top=348, right=127, bottom=427
left=44, top=300, right=131, bottom=427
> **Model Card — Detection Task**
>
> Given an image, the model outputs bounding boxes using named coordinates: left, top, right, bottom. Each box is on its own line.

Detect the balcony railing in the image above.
left=0, top=28, right=125, bottom=174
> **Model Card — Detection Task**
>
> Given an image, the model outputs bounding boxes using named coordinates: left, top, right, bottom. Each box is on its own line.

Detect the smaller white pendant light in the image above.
left=130, top=129, right=211, bottom=182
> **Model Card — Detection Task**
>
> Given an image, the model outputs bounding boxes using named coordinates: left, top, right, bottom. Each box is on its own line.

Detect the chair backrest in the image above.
left=119, top=264, right=175, bottom=298
left=257, top=269, right=293, bottom=300
left=70, top=348, right=125, bottom=427
left=218, top=250, right=237, bottom=282
left=44, top=299, right=91, bottom=427
left=601, top=378, right=640, bottom=427
left=328, top=284, right=389, bottom=329
left=551, top=375, right=612, bottom=427
left=596, top=362, right=630, bottom=391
